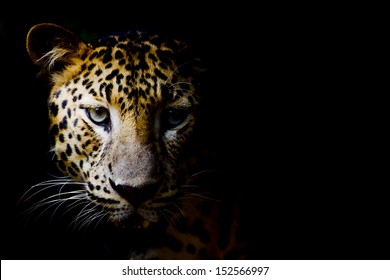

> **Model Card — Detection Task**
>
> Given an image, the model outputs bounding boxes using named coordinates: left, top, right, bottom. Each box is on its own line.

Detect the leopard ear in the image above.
left=26, top=23, right=88, bottom=76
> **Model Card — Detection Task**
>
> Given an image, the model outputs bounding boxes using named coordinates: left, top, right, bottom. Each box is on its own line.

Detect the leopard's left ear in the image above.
left=173, top=38, right=207, bottom=82
left=26, top=23, right=89, bottom=76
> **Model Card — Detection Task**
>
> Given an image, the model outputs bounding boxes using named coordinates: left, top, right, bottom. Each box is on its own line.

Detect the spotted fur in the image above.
left=25, top=23, right=248, bottom=259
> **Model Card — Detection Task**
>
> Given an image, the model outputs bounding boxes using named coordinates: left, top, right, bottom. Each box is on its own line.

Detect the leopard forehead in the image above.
left=50, top=31, right=199, bottom=111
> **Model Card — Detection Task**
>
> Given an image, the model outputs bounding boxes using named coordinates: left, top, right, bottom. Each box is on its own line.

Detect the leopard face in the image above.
left=26, top=23, right=247, bottom=259
left=27, top=23, right=204, bottom=226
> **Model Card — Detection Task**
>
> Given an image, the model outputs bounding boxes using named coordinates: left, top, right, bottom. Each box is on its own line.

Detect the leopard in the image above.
left=24, top=23, right=249, bottom=259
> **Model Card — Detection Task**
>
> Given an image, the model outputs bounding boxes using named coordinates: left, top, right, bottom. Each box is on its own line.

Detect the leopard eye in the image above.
left=86, top=107, right=110, bottom=126
left=163, top=108, right=190, bottom=130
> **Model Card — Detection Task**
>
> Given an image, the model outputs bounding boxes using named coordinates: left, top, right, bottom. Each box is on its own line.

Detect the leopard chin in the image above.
left=115, top=215, right=152, bottom=230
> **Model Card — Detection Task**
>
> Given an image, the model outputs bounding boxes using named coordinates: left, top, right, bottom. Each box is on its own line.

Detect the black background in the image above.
left=1, top=6, right=387, bottom=260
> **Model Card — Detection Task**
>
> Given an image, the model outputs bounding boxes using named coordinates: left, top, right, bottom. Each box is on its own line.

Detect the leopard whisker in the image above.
left=71, top=201, right=96, bottom=228
left=180, top=192, right=220, bottom=202
left=21, top=190, right=86, bottom=223
left=18, top=177, right=88, bottom=228
left=88, top=208, right=110, bottom=229
left=71, top=201, right=109, bottom=232
left=171, top=202, right=187, bottom=222
left=21, top=190, right=80, bottom=214
left=160, top=205, right=186, bottom=229
left=17, top=178, right=75, bottom=206
left=190, top=169, right=218, bottom=178
left=84, top=210, right=109, bottom=230
left=69, top=202, right=99, bottom=231
left=158, top=209, right=176, bottom=226
left=167, top=81, right=192, bottom=89
left=49, top=191, right=88, bottom=220
left=53, top=192, right=89, bottom=220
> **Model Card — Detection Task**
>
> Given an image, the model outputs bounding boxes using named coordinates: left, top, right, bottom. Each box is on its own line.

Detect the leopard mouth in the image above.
left=99, top=180, right=182, bottom=229
left=109, top=202, right=163, bottom=229
left=113, top=198, right=180, bottom=230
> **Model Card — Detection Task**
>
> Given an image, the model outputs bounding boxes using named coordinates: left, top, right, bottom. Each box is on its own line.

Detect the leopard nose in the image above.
left=112, top=183, right=159, bottom=207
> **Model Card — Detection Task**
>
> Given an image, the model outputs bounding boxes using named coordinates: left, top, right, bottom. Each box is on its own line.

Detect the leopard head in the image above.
left=26, top=23, right=207, bottom=230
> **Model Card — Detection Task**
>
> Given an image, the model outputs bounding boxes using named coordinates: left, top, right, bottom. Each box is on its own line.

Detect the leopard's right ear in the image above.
left=26, top=23, right=89, bottom=76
